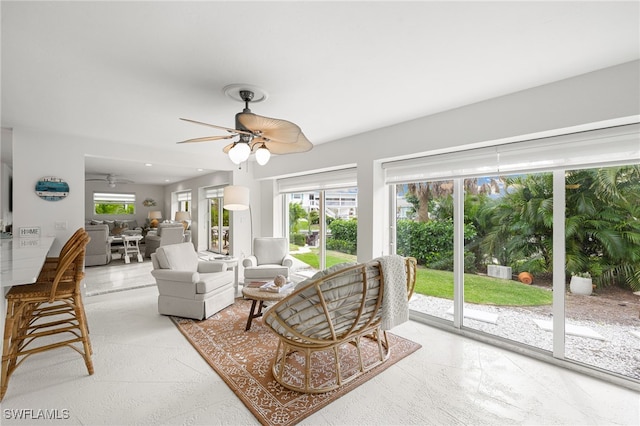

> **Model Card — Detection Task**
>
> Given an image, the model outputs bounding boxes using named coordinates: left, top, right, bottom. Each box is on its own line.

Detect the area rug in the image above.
left=171, top=299, right=421, bottom=426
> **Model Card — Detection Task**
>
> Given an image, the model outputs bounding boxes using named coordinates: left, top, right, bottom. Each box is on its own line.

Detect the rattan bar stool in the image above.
left=36, top=227, right=87, bottom=282
left=0, top=232, right=93, bottom=401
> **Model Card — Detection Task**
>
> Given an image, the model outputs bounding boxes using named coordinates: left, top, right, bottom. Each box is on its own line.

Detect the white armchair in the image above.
left=242, top=237, right=293, bottom=281
left=151, top=243, right=235, bottom=320
left=144, top=223, right=185, bottom=258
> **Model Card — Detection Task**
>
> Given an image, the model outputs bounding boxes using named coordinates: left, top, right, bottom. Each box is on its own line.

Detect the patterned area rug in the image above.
left=171, top=298, right=421, bottom=426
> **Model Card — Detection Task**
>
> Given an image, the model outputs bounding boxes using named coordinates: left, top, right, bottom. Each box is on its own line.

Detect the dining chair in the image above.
left=0, top=231, right=93, bottom=401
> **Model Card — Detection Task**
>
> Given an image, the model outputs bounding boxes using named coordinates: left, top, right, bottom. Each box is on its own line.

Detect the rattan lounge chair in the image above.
left=264, top=256, right=416, bottom=393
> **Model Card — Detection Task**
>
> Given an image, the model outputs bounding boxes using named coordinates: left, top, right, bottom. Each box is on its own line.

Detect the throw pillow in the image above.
left=111, top=226, right=126, bottom=236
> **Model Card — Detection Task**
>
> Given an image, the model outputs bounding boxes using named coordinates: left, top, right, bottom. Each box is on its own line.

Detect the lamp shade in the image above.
left=174, top=211, right=191, bottom=222
left=223, top=185, right=249, bottom=211
left=148, top=210, right=162, bottom=228
left=255, top=145, right=271, bottom=165
left=228, top=143, right=251, bottom=164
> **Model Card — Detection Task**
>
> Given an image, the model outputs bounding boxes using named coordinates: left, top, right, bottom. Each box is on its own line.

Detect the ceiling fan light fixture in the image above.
left=228, top=142, right=251, bottom=164
left=255, top=144, right=271, bottom=165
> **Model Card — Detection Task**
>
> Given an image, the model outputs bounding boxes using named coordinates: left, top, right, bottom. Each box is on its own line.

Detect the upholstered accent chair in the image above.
left=144, top=223, right=185, bottom=258
left=150, top=243, right=235, bottom=320
left=84, top=224, right=112, bottom=266
left=264, top=256, right=417, bottom=393
left=242, top=237, right=293, bottom=281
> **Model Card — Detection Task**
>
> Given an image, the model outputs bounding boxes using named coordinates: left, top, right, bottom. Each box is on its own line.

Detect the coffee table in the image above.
left=241, top=286, right=292, bottom=331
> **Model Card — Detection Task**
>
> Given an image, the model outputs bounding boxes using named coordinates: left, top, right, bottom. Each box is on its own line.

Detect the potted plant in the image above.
left=569, top=272, right=593, bottom=295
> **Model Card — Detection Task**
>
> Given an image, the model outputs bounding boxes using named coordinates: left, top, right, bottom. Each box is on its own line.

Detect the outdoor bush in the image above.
left=290, top=233, right=306, bottom=246
left=429, top=250, right=477, bottom=273
left=325, top=219, right=357, bottom=254
left=326, top=238, right=356, bottom=255
left=396, top=219, right=477, bottom=266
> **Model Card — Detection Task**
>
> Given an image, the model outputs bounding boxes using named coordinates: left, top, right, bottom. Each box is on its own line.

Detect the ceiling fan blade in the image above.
left=179, top=118, right=253, bottom=137
left=85, top=178, right=106, bottom=182
left=261, top=135, right=313, bottom=155
left=236, top=113, right=304, bottom=144
left=177, top=135, right=235, bottom=144
left=222, top=142, right=236, bottom=154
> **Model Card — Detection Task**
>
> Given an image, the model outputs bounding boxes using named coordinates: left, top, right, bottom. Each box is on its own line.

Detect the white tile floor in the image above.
left=2, top=261, right=639, bottom=425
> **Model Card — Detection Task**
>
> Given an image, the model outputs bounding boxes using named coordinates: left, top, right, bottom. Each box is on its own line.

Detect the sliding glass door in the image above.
left=285, top=187, right=358, bottom=276
left=563, top=164, right=640, bottom=379
left=385, top=124, right=640, bottom=384
left=394, top=181, right=454, bottom=323
left=205, top=188, right=229, bottom=254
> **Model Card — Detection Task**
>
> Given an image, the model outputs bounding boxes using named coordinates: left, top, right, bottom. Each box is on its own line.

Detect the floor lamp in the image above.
left=223, top=185, right=252, bottom=255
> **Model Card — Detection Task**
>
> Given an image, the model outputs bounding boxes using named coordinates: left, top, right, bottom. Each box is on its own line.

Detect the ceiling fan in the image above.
left=86, top=174, right=134, bottom=188
left=178, top=86, right=312, bottom=165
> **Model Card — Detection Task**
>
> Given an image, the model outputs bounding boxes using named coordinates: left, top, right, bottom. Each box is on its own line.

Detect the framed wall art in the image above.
left=35, top=176, right=69, bottom=201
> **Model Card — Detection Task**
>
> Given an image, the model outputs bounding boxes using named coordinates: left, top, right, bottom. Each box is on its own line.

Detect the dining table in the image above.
left=1, top=236, right=56, bottom=288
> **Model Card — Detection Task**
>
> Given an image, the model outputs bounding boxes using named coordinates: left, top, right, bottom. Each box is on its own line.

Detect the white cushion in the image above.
left=155, top=243, right=198, bottom=271
left=254, top=238, right=288, bottom=265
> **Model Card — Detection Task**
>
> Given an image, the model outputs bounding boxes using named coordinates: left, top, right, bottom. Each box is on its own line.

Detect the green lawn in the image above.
left=415, top=268, right=552, bottom=306
left=291, top=249, right=356, bottom=269
left=292, top=249, right=552, bottom=307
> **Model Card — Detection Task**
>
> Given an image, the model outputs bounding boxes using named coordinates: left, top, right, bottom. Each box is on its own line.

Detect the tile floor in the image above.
left=1, top=260, right=639, bottom=425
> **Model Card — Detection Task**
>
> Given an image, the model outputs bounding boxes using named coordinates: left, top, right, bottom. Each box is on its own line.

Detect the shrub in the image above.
left=290, top=233, right=306, bottom=246
left=396, top=219, right=477, bottom=268
left=326, top=238, right=356, bottom=255
left=326, top=219, right=358, bottom=254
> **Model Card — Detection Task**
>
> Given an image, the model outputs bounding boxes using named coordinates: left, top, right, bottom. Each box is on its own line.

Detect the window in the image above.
left=278, top=169, right=358, bottom=273
left=93, top=192, right=135, bottom=215
left=176, top=190, right=191, bottom=212
left=384, top=123, right=640, bottom=384
left=204, top=187, right=229, bottom=254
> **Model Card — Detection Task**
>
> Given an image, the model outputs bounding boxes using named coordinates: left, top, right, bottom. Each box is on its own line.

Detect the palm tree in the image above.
left=477, top=166, right=640, bottom=291
left=478, top=173, right=554, bottom=274
left=565, top=166, right=640, bottom=290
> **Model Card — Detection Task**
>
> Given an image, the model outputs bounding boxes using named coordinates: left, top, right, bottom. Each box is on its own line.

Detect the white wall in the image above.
left=13, top=128, right=86, bottom=255
left=253, top=60, right=640, bottom=261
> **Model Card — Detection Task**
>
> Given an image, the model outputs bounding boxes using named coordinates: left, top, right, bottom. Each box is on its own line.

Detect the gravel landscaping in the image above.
left=409, top=293, right=640, bottom=380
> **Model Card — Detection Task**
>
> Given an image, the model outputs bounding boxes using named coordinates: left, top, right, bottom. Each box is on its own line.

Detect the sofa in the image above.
left=150, top=242, right=235, bottom=320
left=84, top=224, right=112, bottom=266
left=86, top=219, right=143, bottom=237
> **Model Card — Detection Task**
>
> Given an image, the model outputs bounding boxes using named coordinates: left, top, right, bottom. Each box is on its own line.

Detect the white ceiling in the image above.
left=2, top=1, right=639, bottom=184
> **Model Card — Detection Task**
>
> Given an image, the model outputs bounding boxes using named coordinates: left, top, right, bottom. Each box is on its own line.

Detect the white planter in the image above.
left=570, top=276, right=593, bottom=295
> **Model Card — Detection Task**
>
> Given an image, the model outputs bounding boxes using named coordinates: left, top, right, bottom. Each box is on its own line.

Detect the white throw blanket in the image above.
left=377, top=255, right=409, bottom=330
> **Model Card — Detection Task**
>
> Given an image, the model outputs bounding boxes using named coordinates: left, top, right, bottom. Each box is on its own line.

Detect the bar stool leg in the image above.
left=1, top=299, right=24, bottom=401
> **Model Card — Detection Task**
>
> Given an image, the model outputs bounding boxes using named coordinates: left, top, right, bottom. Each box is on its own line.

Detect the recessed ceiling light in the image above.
left=197, top=168, right=204, bottom=172
left=145, top=163, right=152, bottom=167
left=164, top=179, right=170, bottom=182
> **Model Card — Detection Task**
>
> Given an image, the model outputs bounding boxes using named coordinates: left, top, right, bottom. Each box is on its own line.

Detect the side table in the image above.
left=241, top=287, right=292, bottom=331
left=110, top=234, right=144, bottom=263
